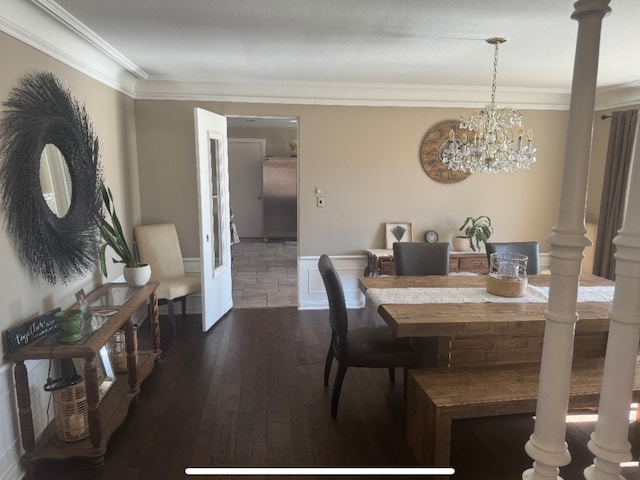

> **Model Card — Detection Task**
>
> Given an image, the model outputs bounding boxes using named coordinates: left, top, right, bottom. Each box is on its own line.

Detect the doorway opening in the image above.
left=227, top=116, right=299, bottom=308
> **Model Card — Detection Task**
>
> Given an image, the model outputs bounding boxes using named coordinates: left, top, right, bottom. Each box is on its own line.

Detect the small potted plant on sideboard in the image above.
left=453, top=215, right=493, bottom=252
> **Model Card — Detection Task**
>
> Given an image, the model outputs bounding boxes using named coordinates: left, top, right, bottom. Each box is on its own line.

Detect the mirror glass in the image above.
left=39, top=144, right=72, bottom=217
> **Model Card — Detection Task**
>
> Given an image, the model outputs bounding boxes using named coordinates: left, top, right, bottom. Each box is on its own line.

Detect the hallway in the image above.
left=231, top=238, right=298, bottom=308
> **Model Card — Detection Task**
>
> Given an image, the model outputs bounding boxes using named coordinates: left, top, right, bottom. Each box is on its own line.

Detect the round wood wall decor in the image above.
left=420, top=120, right=472, bottom=184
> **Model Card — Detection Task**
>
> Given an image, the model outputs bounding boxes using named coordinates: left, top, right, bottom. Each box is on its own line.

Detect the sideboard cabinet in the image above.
left=365, top=249, right=489, bottom=276
left=6, top=282, right=160, bottom=478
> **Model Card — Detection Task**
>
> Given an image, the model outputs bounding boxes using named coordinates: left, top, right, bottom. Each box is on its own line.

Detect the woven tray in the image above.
left=487, top=275, right=528, bottom=297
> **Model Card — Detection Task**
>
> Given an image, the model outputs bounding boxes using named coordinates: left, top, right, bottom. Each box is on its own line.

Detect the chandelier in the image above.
left=441, top=37, right=536, bottom=173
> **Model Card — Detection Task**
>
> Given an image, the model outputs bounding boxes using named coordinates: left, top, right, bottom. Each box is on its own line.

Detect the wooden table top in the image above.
left=358, top=274, right=614, bottom=338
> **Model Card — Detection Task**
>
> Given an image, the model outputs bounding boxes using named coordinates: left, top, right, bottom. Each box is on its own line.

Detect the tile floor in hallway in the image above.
left=231, top=238, right=298, bottom=308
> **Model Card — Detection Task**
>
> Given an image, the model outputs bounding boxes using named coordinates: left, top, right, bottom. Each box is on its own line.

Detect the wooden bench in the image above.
left=406, top=356, right=640, bottom=466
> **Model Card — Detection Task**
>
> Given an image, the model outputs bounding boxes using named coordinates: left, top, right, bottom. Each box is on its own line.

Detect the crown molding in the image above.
left=2, top=1, right=638, bottom=110
left=595, top=80, right=640, bottom=110
left=0, top=0, right=138, bottom=97
left=135, top=78, right=573, bottom=110
left=32, top=0, right=148, bottom=80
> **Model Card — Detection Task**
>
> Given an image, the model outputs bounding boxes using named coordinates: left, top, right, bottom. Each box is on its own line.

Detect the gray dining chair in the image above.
left=318, top=254, right=417, bottom=417
left=393, top=242, right=450, bottom=276
left=485, top=242, right=540, bottom=275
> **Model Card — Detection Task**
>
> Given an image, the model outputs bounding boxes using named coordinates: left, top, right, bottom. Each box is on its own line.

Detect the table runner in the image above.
left=365, top=285, right=615, bottom=324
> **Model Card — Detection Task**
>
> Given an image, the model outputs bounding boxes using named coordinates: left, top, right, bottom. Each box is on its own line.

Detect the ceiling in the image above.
left=8, top=0, right=640, bottom=108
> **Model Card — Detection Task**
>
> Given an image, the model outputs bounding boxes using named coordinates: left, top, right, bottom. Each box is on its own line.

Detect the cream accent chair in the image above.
left=134, top=223, right=201, bottom=336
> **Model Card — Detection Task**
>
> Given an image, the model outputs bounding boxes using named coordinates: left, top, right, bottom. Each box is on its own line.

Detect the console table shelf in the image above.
left=6, top=282, right=161, bottom=478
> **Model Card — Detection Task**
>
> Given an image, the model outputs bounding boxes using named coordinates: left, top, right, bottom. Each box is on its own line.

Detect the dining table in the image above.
left=358, top=274, right=615, bottom=367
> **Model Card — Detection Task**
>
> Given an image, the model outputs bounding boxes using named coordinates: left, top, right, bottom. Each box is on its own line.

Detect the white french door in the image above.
left=194, top=108, right=233, bottom=331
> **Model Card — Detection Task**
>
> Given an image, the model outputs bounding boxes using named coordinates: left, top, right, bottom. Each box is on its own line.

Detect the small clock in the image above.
left=424, top=230, right=439, bottom=244
left=421, top=120, right=472, bottom=184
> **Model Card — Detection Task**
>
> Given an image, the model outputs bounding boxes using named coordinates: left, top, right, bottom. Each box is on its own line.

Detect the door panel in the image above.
left=194, top=108, right=232, bottom=331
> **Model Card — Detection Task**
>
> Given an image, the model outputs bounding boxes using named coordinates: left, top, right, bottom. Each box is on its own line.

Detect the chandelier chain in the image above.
left=491, top=42, right=499, bottom=105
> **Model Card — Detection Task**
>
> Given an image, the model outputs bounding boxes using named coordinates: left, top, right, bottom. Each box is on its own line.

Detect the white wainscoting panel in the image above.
left=539, top=253, right=551, bottom=273
left=298, top=255, right=367, bottom=310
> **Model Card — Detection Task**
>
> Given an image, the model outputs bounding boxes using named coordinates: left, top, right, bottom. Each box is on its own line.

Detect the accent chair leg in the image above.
left=167, top=299, right=176, bottom=337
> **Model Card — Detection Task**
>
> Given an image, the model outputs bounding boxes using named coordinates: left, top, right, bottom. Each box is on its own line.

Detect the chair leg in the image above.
left=331, top=363, right=348, bottom=418
left=388, top=367, right=395, bottom=383
left=167, top=299, right=176, bottom=337
left=324, top=338, right=335, bottom=386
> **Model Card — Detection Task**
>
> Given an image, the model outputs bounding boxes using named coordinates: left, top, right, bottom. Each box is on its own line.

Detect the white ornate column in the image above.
left=523, top=1, right=611, bottom=479
left=584, top=121, right=640, bottom=480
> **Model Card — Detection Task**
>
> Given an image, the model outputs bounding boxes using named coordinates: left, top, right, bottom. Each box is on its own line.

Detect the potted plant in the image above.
left=97, top=181, right=151, bottom=286
left=457, top=215, right=493, bottom=252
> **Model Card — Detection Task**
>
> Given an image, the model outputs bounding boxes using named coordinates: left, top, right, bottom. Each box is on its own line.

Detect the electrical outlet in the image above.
left=317, top=196, right=325, bottom=208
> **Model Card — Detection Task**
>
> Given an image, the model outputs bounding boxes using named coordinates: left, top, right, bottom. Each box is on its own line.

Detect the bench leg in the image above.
left=407, top=374, right=453, bottom=467
left=432, top=408, right=453, bottom=466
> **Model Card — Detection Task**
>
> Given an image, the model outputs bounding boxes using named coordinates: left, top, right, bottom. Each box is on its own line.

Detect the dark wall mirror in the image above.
left=0, top=71, right=102, bottom=285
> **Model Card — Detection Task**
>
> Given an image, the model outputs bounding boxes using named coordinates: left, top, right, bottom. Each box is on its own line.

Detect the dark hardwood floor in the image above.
left=36, top=307, right=640, bottom=480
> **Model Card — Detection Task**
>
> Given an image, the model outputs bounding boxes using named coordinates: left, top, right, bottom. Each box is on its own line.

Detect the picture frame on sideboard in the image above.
left=385, top=222, right=413, bottom=249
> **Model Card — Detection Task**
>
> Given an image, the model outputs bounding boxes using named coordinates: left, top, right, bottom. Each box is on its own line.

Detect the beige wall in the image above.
left=0, top=32, right=140, bottom=362
left=135, top=100, right=571, bottom=257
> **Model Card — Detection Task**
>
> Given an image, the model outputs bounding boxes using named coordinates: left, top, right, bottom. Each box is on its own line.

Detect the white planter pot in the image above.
left=123, top=264, right=151, bottom=287
left=452, top=236, right=472, bottom=252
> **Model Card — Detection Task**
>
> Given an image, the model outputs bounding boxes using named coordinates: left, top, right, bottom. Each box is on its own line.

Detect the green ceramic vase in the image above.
left=55, top=309, right=83, bottom=343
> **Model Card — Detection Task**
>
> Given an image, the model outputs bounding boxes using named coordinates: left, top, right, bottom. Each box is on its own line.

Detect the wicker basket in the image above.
left=52, top=381, right=89, bottom=441
left=108, top=327, right=138, bottom=373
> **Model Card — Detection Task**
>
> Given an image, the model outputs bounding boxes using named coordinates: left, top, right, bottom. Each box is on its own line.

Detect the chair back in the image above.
left=485, top=242, right=540, bottom=275
left=134, top=223, right=187, bottom=281
left=318, top=255, right=348, bottom=337
left=393, top=242, right=450, bottom=276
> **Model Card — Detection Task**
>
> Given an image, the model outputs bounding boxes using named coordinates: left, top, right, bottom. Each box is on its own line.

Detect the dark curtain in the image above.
left=593, top=109, right=638, bottom=279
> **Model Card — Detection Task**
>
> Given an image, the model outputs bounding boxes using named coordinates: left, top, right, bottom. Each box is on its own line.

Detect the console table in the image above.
left=364, top=248, right=489, bottom=276
left=6, top=282, right=160, bottom=477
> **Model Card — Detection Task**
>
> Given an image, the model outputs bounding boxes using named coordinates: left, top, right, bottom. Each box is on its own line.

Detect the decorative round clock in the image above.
left=424, top=230, right=439, bottom=243
left=420, top=120, right=472, bottom=184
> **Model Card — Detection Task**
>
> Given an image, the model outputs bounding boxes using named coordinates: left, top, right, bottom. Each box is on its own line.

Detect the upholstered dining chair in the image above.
left=485, top=241, right=540, bottom=275
left=318, top=254, right=417, bottom=418
left=393, top=242, right=451, bottom=276
left=134, top=223, right=201, bottom=336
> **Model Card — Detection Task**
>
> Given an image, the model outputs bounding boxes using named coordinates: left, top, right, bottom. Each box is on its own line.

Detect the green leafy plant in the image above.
left=97, top=181, right=141, bottom=276
left=459, top=215, right=493, bottom=252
